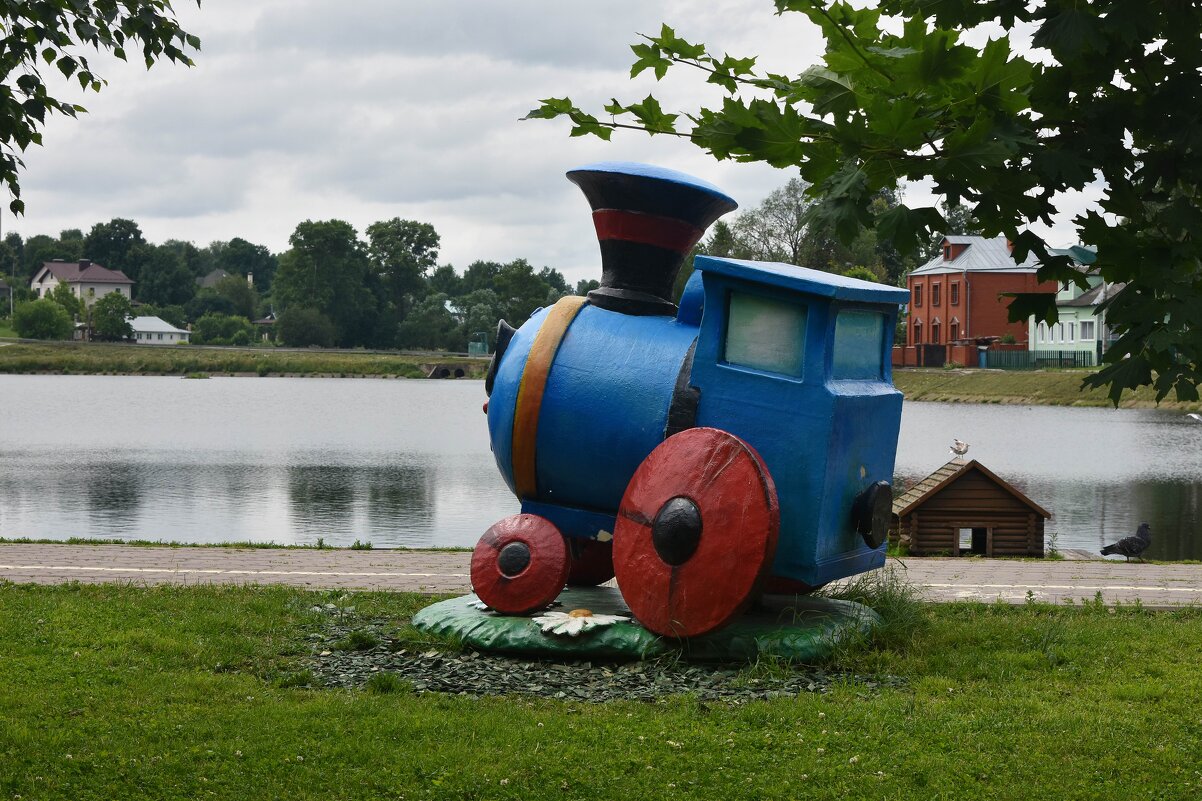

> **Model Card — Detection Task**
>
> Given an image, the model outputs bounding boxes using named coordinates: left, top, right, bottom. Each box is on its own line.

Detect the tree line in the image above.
left=2, top=177, right=976, bottom=349
left=1, top=217, right=588, bottom=351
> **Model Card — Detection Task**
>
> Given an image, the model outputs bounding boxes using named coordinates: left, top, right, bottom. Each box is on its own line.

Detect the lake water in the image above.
left=1, top=375, right=1199, bottom=559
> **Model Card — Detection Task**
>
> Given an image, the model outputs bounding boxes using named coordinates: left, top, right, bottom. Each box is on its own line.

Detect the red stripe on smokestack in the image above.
left=592, top=209, right=703, bottom=254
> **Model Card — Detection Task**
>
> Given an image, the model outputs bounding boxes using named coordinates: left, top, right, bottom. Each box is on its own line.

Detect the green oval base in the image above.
left=411, top=586, right=881, bottom=663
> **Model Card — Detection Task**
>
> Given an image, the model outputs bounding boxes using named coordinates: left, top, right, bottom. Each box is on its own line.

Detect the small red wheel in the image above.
left=613, top=427, right=779, bottom=638
left=470, top=514, right=569, bottom=615
left=566, top=538, right=615, bottom=587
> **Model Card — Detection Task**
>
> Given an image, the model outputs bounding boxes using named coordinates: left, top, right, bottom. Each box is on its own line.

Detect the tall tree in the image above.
left=0, top=2, right=199, bottom=215
left=528, top=1, right=1202, bottom=403
left=428, top=264, right=462, bottom=297
left=493, top=259, right=560, bottom=322
left=21, top=232, right=83, bottom=281
left=730, top=178, right=816, bottom=265
left=157, top=239, right=214, bottom=279
left=365, top=218, right=440, bottom=338
left=138, top=243, right=197, bottom=306
left=215, top=237, right=277, bottom=292
left=273, top=220, right=376, bottom=347
left=366, top=219, right=439, bottom=302
left=84, top=218, right=148, bottom=280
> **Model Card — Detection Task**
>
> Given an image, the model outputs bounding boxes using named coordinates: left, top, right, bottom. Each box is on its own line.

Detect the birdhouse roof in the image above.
left=893, top=458, right=1050, bottom=519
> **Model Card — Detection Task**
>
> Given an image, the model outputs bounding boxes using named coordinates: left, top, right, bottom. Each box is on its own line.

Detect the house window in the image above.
left=1067, top=322, right=1075, bottom=342
left=950, top=282, right=959, bottom=305
left=931, top=322, right=941, bottom=344
left=932, top=283, right=941, bottom=306
left=1057, top=323, right=1064, bottom=341
left=912, top=321, right=922, bottom=345
left=157, top=333, right=163, bottom=340
left=943, top=245, right=951, bottom=260
left=1080, top=320, right=1095, bottom=340
left=1037, top=322, right=1046, bottom=343
left=913, top=285, right=923, bottom=307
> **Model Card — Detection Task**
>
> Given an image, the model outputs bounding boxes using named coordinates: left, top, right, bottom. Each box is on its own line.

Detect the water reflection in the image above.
left=363, top=465, right=434, bottom=532
left=0, top=375, right=1200, bottom=557
left=84, top=463, right=144, bottom=527
left=896, top=402, right=1202, bottom=559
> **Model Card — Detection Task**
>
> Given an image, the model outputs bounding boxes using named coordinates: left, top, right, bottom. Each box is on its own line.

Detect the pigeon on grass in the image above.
left=1101, top=523, right=1152, bottom=562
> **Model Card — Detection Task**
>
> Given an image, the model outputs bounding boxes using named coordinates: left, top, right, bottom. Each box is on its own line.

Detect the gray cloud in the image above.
left=11, top=1, right=1092, bottom=283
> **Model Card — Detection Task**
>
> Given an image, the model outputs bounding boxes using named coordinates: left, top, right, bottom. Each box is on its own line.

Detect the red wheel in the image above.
left=566, top=538, right=615, bottom=587
left=613, top=428, right=779, bottom=638
left=470, top=514, right=569, bottom=615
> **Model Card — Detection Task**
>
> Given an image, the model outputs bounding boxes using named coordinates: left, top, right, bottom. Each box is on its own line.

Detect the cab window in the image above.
left=832, top=310, right=884, bottom=379
left=723, top=292, right=806, bottom=378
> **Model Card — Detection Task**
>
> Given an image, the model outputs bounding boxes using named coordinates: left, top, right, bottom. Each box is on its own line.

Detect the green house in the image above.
left=1027, top=258, right=1123, bottom=366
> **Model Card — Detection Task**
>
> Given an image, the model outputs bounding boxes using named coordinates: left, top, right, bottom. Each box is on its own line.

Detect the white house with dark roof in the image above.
left=130, top=316, right=190, bottom=345
left=30, top=260, right=133, bottom=305
left=1028, top=273, right=1124, bottom=366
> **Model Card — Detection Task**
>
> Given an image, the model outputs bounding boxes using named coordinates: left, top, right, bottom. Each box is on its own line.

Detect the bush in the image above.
left=12, top=299, right=73, bottom=340
left=191, top=313, right=255, bottom=346
left=277, top=307, right=336, bottom=348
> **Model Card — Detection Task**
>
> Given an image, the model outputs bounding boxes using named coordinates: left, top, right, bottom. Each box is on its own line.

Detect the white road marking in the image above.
left=0, top=564, right=468, bottom=578
left=920, top=582, right=1202, bottom=594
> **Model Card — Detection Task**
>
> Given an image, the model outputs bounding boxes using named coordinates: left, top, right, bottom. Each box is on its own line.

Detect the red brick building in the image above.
left=906, top=236, right=1059, bottom=349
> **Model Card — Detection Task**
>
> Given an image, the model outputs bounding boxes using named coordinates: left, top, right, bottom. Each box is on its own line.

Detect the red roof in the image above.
left=37, top=260, right=133, bottom=285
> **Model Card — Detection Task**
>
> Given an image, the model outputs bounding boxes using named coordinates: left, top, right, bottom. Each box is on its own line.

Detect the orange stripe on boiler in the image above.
left=511, top=295, right=588, bottom=498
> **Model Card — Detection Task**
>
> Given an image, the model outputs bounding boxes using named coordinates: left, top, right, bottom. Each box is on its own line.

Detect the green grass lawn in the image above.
left=893, top=367, right=1202, bottom=410
left=2, top=581, right=1200, bottom=800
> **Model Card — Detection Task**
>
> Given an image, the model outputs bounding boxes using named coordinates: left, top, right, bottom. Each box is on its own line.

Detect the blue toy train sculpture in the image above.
left=474, top=162, right=909, bottom=639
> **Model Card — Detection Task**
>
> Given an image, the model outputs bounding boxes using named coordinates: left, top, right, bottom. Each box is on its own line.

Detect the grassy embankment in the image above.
left=1, top=578, right=1200, bottom=800
left=0, top=340, right=488, bottom=378
left=1, top=339, right=1197, bottom=410
left=894, top=367, right=1202, bottom=410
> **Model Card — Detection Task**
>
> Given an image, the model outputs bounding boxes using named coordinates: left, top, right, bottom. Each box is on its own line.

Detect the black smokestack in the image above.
left=567, top=162, right=737, bottom=316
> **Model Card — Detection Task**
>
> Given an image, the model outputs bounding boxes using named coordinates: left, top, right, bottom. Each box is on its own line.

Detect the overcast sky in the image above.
left=15, top=1, right=1095, bottom=286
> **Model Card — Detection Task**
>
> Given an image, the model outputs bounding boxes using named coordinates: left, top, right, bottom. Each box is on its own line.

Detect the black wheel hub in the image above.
left=497, top=541, right=532, bottom=577
left=651, top=496, right=703, bottom=566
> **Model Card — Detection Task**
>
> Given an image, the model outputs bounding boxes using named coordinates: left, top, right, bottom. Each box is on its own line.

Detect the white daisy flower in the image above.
left=532, top=608, right=629, bottom=637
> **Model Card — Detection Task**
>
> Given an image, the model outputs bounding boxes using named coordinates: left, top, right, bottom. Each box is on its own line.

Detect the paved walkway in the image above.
left=2, top=544, right=1200, bottom=608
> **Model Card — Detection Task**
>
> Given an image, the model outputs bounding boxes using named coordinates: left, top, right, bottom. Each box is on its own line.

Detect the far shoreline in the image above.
left=1, top=339, right=1198, bottom=411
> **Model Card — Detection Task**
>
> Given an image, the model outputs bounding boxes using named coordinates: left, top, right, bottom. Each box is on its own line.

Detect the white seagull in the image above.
left=1187, top=413, right=1202, bottom=423
left=950, top=439, right=970, bottom=457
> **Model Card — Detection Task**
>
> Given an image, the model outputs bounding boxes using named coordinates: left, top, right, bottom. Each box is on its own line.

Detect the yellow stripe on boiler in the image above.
left=511, top=295, right=588, bottom=498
